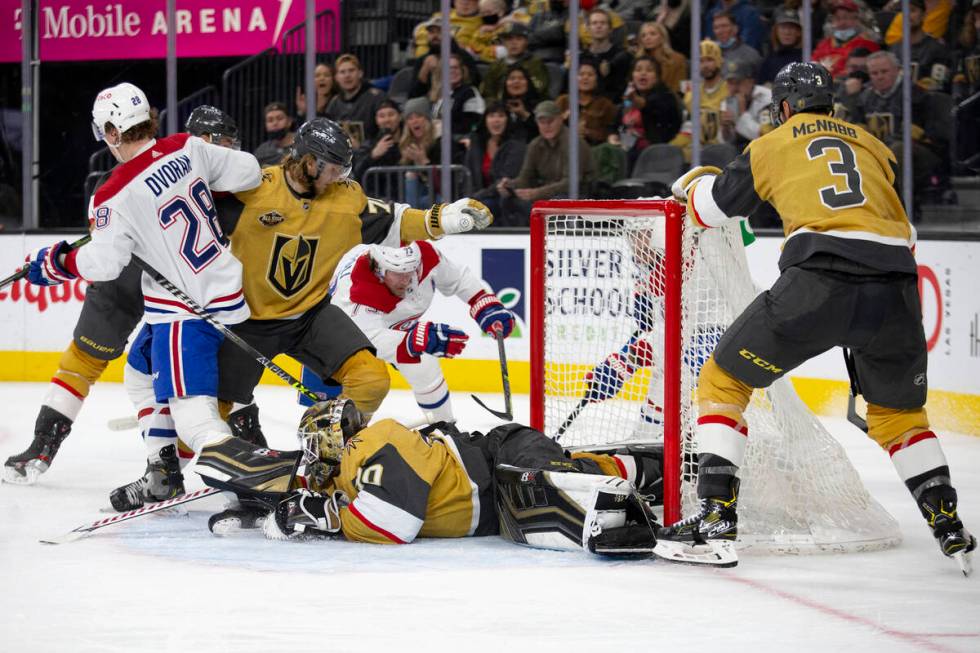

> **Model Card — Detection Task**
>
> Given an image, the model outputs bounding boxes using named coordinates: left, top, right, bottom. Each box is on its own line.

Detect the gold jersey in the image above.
left=323, top=419, right=483, bottom=544
left=227, top=167, right=429, bottom=320
left=690, top=112, right=916, bottom=274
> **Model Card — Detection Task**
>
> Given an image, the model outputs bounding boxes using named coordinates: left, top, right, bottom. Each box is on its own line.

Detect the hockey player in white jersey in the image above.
left=329, top=242, right=515, bottom=422
left=23, top=82, right=263, bottom=507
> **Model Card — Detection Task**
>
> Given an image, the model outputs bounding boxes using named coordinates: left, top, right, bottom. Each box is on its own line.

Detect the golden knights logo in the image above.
left=268, top=233, right=319, bottom=298
left=700, top=109, right=720, bottom=143
left=865, top=112, right=895, bottom=141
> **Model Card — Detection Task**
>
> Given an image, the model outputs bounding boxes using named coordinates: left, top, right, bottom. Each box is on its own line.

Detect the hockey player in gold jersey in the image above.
left=658, top=62, right=975, bottom=573
left=205, top=398, right=665, bottom=554
left=214, top=118, right=494, bottom=435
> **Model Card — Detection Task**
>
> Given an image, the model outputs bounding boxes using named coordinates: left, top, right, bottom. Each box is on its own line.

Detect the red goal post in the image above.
left=530, top=199, right=686, bottom=524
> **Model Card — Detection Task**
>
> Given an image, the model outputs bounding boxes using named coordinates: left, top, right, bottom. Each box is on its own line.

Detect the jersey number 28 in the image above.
left=158, top=178, right=227, bottom=272
left=806, top=137, right=866, bottom=210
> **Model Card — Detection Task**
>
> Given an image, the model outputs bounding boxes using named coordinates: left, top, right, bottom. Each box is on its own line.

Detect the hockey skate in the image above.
left=654, top=479, right=739, bottom=567
left=918, top=486, right=977, bottom=576
left=109, top=444, right=185, bottom=512
left=226, top=403, right=268, bottom=447
left=3, top=406, right=73, bottom=485
left=208, top=506, right=268, bottom=536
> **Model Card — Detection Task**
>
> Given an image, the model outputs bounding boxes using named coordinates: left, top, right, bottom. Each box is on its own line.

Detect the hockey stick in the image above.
left=470, top=331, right=513, bottom=420
left=0, top=234, right=92, bottom=291
left=39, top=487, right=222, bottom=545
left=842, top=348, right=869, bottom=433
left=131, top=256, right=321, bottom=403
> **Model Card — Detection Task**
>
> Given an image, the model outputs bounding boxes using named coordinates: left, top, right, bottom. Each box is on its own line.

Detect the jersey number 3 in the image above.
left=158, top=178, right=227, bottom=272
left=806, top=137, right=866, bottom=210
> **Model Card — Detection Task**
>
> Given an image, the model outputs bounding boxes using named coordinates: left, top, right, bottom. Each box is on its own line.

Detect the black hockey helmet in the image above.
left=290, top=117, right=353, bottom=179
left=186, top=105, right=240, bottom=149
left=769, top=62, right=835, bottom=126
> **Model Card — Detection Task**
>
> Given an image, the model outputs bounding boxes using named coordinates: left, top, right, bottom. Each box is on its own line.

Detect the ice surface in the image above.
left=1, top=382, right=977, bottom=652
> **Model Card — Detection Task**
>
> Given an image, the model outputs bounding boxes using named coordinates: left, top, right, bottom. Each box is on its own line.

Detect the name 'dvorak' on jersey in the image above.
left=144, top=154, right=192, bottom=197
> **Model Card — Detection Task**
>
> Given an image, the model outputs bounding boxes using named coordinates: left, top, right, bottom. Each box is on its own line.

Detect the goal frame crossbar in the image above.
left=530, top=199, right=686, bottom=525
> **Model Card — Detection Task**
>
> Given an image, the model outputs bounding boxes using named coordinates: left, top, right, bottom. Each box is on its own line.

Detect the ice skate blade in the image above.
left=953, top=550, right=972, bottom=577
left=209, top=514, right=266, bottom=537
left=1, top=464, right=42, bottom=486
left=653, top=539, right=738, bottom=567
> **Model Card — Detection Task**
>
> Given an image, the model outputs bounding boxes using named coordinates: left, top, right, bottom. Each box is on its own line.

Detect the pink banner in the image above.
left=1, top=0, right=340, bottom=63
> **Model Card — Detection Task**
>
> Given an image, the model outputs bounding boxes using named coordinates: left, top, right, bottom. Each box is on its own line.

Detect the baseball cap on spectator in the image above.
left=723, top=59, right=755, bottom=80
left=534, top=100, right=561, bottom=120
left=403, top=96, right=431, bottom=118
left=500, top=22, right=530, bottom=39
left=833, top=0, right=859, bottom=13
left=772, top=8, right=802, bottom=26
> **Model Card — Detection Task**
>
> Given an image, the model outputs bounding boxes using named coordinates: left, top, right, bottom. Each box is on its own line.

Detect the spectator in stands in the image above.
left=253, top=101, right=296, bottom=167
left=295, top=62, right=336, bottom=119
left=325, top=54, right=386, bottom=148
left=812, top=0, right=880, bottom=79
left=669, top=40, right=731, bottom=162
left=495, top=100, right=595, bottom=226
left=462, top=102, right=528, bottom=218
left=352, top=100, right=403, bottom=184
left=413, top=0, right=483, bottom=60
left=528, top=1, right=628, bottom=63
left=635, top=21, right=688, bottom=94
left=889, top=0, right=953, bottom=92
left=834, top=49, right=872, bottom=121
left=616, top=55, right=683, bottom=171
left=481, top=22, right=550, bottom=100
left=704, top=0, right=765, bottom=51
left=399, top=97, right=466, bottom=209
left=854, top=51, right=948, bottom=202
left=584, top=7, right=633, bottom=100
left=646, top=0, right=694, bottom=56
left=720, top=59, right=773, bottom=149
left=758, top=8, right=804, bottom=84
left=556, top=59, right=618, bottom=146
left=883, top=0, right=953, bottom=46
left=409, top=19, right=482, bottom=100
left=711, top=11, right=761, bottom=75
left=431, top=53, right=487, bottom=137
left=500, top=64, right=543, bottom=141
left=466, top=0, right=512, bottom=62
left=953, top=0, right=980, bottom=100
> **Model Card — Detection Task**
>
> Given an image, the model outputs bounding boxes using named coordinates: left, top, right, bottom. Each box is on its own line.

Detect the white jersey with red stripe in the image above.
left=328, top=241, right=485, bottom=364
left=74, top=133, right=261, bottom=324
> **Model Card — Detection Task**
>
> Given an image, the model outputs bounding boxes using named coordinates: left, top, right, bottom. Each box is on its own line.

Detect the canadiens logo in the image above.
left=257, top=211, right=285, bottom=226
left=268, top=233, right=319, bottom=298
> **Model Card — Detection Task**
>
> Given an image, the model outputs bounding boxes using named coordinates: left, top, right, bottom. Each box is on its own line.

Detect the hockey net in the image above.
left=529, top=199, right=901, bottom=554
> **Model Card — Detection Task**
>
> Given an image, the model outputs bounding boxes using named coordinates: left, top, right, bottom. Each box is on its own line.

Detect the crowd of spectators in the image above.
left=251, top=0, right=980, bottom=226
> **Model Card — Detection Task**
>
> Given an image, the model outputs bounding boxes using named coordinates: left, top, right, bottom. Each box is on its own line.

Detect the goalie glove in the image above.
left=405, top=321, right=469, bottom=359
left=265, top=488, right=347, bottom=540
left=25, top=240, right=78, bottom=286
left=425, top=198, right=493, bottom=238
left=670, top=165, right=722, bottom=203
left=584, top=338, right=655, bottom=402
left=468, top=290, right=515, bottom=337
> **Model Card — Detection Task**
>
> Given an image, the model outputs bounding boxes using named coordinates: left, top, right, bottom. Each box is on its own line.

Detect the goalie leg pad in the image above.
left=194, top=436, right=302, bottom=508
left=494, top=464, right=657, bottom=556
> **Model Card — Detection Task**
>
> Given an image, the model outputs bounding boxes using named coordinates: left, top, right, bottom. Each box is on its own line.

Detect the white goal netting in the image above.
left=531, top=202, right=902, bottom=553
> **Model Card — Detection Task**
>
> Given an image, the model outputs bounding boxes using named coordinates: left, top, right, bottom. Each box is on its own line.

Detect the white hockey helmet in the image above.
left=370, top=243, right=422, bottom=275
left=91, top=82, right=151, bottom=142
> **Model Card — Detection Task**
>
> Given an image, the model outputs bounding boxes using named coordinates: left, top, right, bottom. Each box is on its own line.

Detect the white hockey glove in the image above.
left=670, top=165, right=722, bottom=203
left=425, top=198, right=493, bottom=238
left=264, top=488, right=348, bottom=540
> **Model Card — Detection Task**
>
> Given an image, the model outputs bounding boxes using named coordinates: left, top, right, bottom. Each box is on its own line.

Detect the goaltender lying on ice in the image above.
left=195, top=398, right=666, bottom=557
